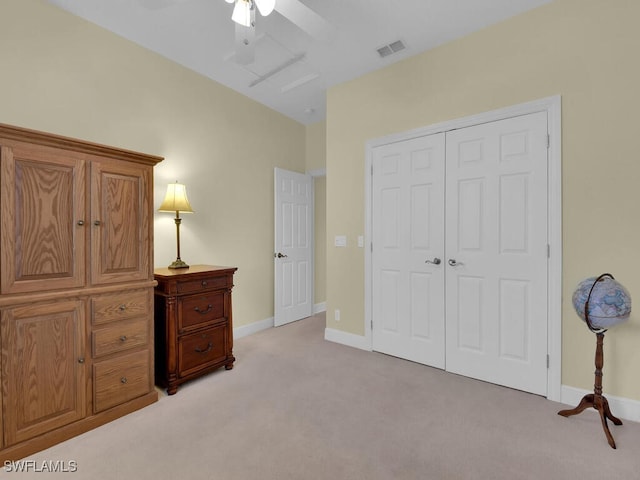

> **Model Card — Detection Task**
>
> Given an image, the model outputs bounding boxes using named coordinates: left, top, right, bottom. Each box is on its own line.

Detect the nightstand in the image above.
left=153, top=265, right=237, bottom=395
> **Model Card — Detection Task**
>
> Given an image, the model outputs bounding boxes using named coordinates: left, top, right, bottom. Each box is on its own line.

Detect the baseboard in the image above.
left=324, top=327, right=371, bottom=351
left=233, top=317, right=274, bottom=339
left=313, top=302, right=326, bottom=314
left=560, top=385, right=640, bottom=423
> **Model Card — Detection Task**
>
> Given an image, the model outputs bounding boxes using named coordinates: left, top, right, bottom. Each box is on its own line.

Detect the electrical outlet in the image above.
left=334, top=309, right=341, bottom=322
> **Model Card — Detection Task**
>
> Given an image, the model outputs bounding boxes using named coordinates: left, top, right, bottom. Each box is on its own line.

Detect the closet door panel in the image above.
left=445, top=111, right=549, bottom=396
left=371, top=134, right=446, bottom=369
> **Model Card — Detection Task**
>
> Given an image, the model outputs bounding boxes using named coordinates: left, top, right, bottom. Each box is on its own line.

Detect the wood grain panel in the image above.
left=90, top=159, right=151, bottom=285
left=93, top=350, right=150, bottom=413
left=1, top=300, right=86, bottom=445
left=1, top=143, right=86, bottom=294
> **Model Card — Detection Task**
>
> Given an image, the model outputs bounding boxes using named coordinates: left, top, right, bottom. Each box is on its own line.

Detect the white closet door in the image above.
left=445, top=111, right=549, bottom=396
left=372, top=134, right=446, bottom=368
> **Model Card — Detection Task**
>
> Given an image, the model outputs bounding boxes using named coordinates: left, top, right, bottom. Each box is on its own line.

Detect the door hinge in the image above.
left=547, top=134, right=550, bottom=149
left=547, top=354, right=550, bottom=369
left=370, top=242, right=373, bottom=253
left=547, top=244, right=550, bottom=258
left=371, top=164, right=374, bottom=175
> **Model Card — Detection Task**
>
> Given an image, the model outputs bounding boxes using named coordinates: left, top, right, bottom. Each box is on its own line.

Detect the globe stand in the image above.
left=558, top=273, right=626, bottom=449
left=557, top=331, right=622, bottom=449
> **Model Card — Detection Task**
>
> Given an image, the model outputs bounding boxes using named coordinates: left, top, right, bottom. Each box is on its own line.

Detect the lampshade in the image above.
left=158, top=182, right=194, bottom=213
left=255, top=0, right=275, bottom=16
left=232, top=0, right=252, bottom=27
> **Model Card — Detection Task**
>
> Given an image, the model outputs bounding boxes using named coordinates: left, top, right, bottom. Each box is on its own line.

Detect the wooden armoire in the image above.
left=0, top=123, right=162, bottom=460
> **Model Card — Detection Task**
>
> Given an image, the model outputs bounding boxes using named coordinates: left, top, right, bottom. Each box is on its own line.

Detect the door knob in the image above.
left=425, top=258, right=441, bottom=265
left=275, top=252, right=288, bottom=258
left=448, top=259, right=463, bottom=267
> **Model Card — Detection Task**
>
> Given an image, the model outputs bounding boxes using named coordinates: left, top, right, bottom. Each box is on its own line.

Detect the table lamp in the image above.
left=158, top=181, right=194, bottom=269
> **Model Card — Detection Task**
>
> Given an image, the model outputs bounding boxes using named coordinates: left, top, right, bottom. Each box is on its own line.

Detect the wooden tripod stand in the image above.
left=557, top=332, right=622, bottom=449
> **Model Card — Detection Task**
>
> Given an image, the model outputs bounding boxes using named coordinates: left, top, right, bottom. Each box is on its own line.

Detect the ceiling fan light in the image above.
left=224, top=0, right=234, bottom=3
left=255, top=0, right=275, bottom=16
left=231, top=0, right=252, bottom=27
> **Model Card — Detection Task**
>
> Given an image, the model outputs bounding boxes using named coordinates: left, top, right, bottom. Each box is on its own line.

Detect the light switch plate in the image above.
left=334, top=235, right=347, bottom=247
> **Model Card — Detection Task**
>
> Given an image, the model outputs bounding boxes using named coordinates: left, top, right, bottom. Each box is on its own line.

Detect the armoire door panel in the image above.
left=0, top=143, right=86, bottom=294
left=90, top=160, right=151, bottom=285
left=1, top=300, right=86, bottom=445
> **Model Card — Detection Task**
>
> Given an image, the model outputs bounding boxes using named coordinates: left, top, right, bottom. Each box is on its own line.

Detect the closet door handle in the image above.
left=425, top=258, right=441, bottom=265
left=448, top=259, right=463, bottom=267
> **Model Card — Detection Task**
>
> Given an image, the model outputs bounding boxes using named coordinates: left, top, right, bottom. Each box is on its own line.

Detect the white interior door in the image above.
left=274, top=168, right=313, bottom=327
left=371, top=134, right=446, bottom=368
left=445, top=111, right=549, bottom=395
left=370, top=111, right=549, bottom=396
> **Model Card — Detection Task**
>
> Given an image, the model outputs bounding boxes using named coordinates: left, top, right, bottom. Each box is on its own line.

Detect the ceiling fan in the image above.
left=223, top=0, right=331, bottom=65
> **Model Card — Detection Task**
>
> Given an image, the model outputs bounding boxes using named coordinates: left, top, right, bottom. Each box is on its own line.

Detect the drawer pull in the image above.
left=194, top=342, right=213, bottom=354
left=119, top=304, right=127, bottom=311
left=121, top=377, right=128, bottom=384
left=201, top=280, right=208, bottom=287
left=194, top=304, right=213, bottom=314
left=120, top=335, right=127, bottom=342
left=78, top=357, right=85, bottom=364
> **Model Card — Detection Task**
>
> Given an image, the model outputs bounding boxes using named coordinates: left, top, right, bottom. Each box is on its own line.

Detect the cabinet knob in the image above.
left=78, top=357, right=85, bottom=364
left=120, top=335, right=127, bottom=342
left=77, top=220, right=85, bottom=226
left=94, top=220, right=101, bottom=226
left=121, top=377, right=128, bottom=384
left=119, top=304, right=126, bottom=311
left=201, top=280, right=208, bottom=287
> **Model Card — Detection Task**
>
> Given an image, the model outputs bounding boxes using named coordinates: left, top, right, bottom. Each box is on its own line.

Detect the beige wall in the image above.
left=0, top=0, right=306, bottom=328
left=326, top=0, right=640, bottom=401
left=306, top=121, right=327, bottom=306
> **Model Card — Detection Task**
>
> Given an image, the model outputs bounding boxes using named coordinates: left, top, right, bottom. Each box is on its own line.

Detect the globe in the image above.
left=572, top=274, right=632, bottom=331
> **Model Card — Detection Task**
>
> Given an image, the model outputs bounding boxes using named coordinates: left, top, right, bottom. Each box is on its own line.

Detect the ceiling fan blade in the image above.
left=234, top=15, right=256, bottom=65
left=275, top=0, right=332, bottom=41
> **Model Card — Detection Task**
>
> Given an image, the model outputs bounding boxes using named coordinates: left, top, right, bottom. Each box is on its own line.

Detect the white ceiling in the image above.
left=47, top=0, right=552, bottom=125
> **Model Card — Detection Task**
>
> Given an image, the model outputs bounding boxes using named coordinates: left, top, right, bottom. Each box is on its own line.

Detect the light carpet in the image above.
left=13, top=313, right=640, bottom=479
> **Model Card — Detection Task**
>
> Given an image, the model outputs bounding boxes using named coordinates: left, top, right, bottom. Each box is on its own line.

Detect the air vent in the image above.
left=377, top=40, right=406, bottom=58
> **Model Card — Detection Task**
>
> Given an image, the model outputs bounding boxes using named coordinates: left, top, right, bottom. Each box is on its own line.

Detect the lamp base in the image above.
left=168, top=259, right=189, bottom=269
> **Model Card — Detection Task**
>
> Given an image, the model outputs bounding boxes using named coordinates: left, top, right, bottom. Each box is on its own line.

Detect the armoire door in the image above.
left=1, top=300, right=86, bottom=445
left=90, top=159, right=152, bottom=285
left=0, top=142, right=86, bottom=295
left=445, top=111, right=549, bottom=396
left=371, top=134, right=446, bottom=368
left=371, top=111, right=549, bottom=396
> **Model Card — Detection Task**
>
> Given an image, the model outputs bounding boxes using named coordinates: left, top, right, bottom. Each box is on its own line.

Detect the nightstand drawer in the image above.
left=178, top=325, right=228, bottom=377
left=93, top=350, right=150, bottom=413
left=92, top=289, right=151, bottom=325
left=176, top=274, right=231, bottom=294
left=92, top=317, right=149, bottom=358
left=179, top=292, right=225, bottom=332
